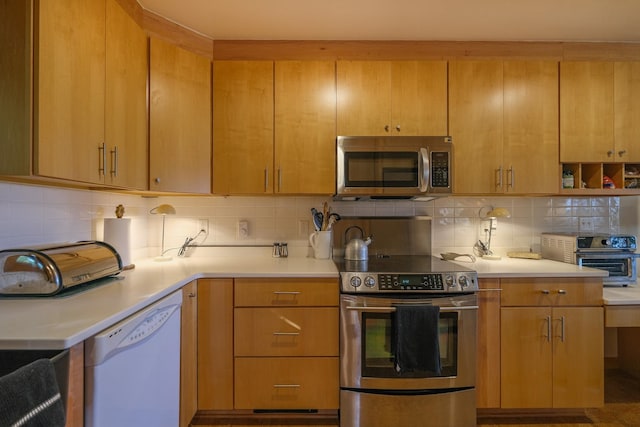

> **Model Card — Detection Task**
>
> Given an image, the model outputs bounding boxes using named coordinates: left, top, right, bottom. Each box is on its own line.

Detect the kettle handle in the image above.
left=344, top=225, right=364, bottom=241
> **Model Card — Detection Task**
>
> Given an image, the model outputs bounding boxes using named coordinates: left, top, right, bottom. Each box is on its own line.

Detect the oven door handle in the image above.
left=346, top=305, right=478, bottom=313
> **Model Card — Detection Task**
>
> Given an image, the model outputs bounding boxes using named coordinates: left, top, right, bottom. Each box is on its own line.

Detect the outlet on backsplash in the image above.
left=579, top=217, right=595, bottom=232
left=237, top=220, right=249, bottom=239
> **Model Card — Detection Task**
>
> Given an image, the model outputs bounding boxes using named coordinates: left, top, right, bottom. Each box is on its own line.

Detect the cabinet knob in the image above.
left=384, top=125, right=390, bottom=132
left=557, top=289, right=567, bottom=295
left=541, top=289, right=550, bottom=294
left=154, top=177, right=161, bottom=184
left=395, top=125, right=401, bottom=132
left=607, top=150, right=614, bottom=157
left=619, top=150, right=627, bottom=157
left=188, top=292, right=196, bottom=298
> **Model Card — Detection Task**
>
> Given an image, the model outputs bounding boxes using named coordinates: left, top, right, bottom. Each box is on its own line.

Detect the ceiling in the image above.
left=137, top=0, right=640, bottom=42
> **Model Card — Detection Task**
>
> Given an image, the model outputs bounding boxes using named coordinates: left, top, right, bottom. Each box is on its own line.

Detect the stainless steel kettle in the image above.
left=344, top=226, right=372, bottom=261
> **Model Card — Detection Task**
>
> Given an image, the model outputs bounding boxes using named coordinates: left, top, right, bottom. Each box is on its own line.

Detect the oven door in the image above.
left=577, top=252, right=638, bottom=286
left=340, top=293, right=477, bottom=391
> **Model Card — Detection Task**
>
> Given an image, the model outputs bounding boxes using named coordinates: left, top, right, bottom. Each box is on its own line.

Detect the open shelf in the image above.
left=561, top=163, right=640, bottom=194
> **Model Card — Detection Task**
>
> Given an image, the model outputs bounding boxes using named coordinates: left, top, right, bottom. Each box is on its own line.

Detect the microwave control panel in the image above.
left=430, top=152, right=450, bottom=188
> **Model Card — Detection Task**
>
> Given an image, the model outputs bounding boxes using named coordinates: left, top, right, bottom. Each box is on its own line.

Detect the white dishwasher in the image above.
left=84, top=291, right=182, bottom=427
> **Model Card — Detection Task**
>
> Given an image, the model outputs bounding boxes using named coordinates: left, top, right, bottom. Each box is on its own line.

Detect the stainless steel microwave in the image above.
left=336, top=136, right=453, bottom=200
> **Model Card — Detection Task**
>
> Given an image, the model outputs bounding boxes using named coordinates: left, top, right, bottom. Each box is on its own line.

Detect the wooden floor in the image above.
left=477, top=370, right=640, bottom=427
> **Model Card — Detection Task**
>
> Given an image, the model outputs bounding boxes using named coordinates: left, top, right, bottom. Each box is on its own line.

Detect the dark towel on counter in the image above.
left=0, top=359, right=65, bottom=427
left=393, top=304, right=441, bottom=375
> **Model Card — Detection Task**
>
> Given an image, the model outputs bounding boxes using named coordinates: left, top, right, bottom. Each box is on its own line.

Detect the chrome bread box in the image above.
left=0, top=241, right=122, bottom=296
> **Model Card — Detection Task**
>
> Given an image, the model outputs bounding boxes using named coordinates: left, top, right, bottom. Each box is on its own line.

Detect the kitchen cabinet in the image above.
left=0, top=0, right=147, bottom=189
left=104, top=0, right=148, bottom=189
left=197, top=279, right=234, bottom=410
left=500, top=278, right=604, bottom=409
left=336, top=61, right=448, bottom=136
left=233, top=278, right=339, bottom=410
left=213, top=60, right=336, bottom=195
left=560, top=61, right=640, bottom=163
left=35, top=0, right=105, bottom=184
left=476, top=279, right=501, bottom=409
left=275, top=61, right=336, bottom=194
left=150, top=37, right=211, bottom=194
left=180, top=281, right=198, bottom=427
left=213, top=61, right=274, bottom=195
left=450, top=60, right=559, bottom=194
left=560, top=62, right=640, bottom=193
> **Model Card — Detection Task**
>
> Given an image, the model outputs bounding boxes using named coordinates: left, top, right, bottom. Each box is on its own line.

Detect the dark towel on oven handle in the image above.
left=393, top=304, right=441, bottom=375
left=0, top=358, right=66, bottom=427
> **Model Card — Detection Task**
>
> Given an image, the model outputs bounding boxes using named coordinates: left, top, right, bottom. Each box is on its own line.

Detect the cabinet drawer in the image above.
left=234, top=357, right=339, bottom=410
left=234, top=278, right=338, bottom=307
left=234, top=307, right=338, bottom=356
left=500, top=278, right=602, bottom=306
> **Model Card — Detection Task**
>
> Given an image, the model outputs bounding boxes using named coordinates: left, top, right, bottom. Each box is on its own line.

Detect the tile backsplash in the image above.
left=0, top=181, right=634, bottom=260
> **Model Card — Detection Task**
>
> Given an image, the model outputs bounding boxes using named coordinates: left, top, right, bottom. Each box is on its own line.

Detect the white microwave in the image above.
left=336, top=136, right=453, bottom=200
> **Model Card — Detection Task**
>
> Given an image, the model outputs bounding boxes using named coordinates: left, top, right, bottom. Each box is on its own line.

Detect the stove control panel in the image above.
left=340, top=272, right=478, bottom=293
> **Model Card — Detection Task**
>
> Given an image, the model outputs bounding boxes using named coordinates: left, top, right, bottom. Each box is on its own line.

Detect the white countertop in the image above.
left=0, top=251, right=635, bottom=350
left=0, top=254, right=337, bottom=350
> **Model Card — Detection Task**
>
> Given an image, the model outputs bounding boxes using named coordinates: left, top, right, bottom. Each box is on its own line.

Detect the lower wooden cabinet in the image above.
left=180, top=281, right=198, bottom=427
left=196, top=277, right=339, bottom=418
left=499, top=278, right=604, bottom=409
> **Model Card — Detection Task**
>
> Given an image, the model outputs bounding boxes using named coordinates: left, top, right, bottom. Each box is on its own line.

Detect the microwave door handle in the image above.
left=419, top=148, right=429, bottom=192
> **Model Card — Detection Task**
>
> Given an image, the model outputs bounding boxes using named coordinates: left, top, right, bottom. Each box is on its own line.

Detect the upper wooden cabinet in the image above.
left=150, top=37, right=212, bottom=194
left=36, top=0, right=106, bottom=184
left=561, top=61, right=640, bottom=163
left=1, top=0, right=147, bottom=189
left=450, top=60, right=559, bottom=194
left=104, top=0, right=148, bottom=190
left=213, top=60, right=336, bottom=195
left=336, top=61, right=447, bottom=136
left=213, top=61, right=274, bottom=195
left=275, top=61, right=336, bottom=194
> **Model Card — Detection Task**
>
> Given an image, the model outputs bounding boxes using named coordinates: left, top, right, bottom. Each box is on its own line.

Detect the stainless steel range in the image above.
left=333, top=217, right=478, bottom=427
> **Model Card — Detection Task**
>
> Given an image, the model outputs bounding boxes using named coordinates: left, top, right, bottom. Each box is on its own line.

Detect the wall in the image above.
left=0, top=181, right=629, bottom=260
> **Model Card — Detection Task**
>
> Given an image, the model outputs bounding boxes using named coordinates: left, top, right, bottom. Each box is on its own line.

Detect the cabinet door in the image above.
left=477, top=279, right=501, bottom=409
left=560, top=62, right=614, bottom=162
left=197, top=279, right=234, bottom=410
left=274, top=61, right=336, bottom=194
left=36, top=0, right=105, bottom=183
left=180, top=281, right=197, bottom=427
left=213, top=61, right=274, bottom=194
left=150, top=38, right=211, bottom=193
left=337, top=61, right=391, bottom=136
left=552, top=307, right=604, bottom=408
left=391, top=61, right=448, bottom=136
left=449, top=61, right=504, bottom=193
left=615, top=62, right=640, bottom=161
left=501, top=307, right=553, bottom=408
left=105, top=0, right=147, bottom=189
left=503, top=61, right=559, bottom=193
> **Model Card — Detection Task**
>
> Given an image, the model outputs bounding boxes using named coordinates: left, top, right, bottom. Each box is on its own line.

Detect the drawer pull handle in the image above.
left=558, top=289, right=567, bottom=295
left=273, top=332, right=300, bottom=336
left=273, top=291, right=300, bottom=295
left=541, top=289, right=550, bottom=295
left=273, top=384, right=300, bottom=388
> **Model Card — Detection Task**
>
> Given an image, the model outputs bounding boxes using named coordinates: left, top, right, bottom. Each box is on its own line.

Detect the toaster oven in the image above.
left=541, top=233, right=638, bottom=286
